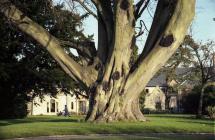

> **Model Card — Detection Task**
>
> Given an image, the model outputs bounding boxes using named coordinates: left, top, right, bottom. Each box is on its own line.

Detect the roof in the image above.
left=146, top=67, right=193, bottom=87
left=147, top=73, right=168, bottom=87
left=147, top=61, right=215, bottom=87
left=146, top=65, right=215, bottom=87
left=175, top=67, right=192, bottom=75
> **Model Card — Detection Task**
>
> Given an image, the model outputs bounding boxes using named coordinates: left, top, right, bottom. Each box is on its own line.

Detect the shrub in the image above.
left=181, top=85, right=215, bottom=114
left=0, top=92, right=28, bottom=119
left=139, top=90, right=146, bottom=113
left=181, top=89, right=200, bottom=114
left=206, top=106, right=215, bottom=119
left=143, top=108, right=151, bottom=114
left=142, top=108, right=171, bottom=114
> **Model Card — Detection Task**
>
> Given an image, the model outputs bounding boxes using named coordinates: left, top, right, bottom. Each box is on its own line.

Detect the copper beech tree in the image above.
left=0, top=0, right=195, bottom=122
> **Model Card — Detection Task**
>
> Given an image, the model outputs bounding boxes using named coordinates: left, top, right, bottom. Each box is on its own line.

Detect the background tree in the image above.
left=0, top=0, right=195, bottom=122
left=160, top=35, right=215, bottom=115
left=0, top=0, right=89, bottom=119
left=183, top=35, right=215, bottom=118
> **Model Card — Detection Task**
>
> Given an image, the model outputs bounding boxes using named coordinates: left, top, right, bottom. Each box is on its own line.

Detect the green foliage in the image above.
left=139, top=90, right=146, bottom=113
left=130, top=45, right=139, bottom=66
left=203, top=86, right=215, bottom=107
left=181, top=35, right=215, bottom=86
left=181, top=86, right=215, bottom=114
left=160, top=36, right=215, bottom=89
left=159, top=35, right=215, bottom=116
left=0, top=0, right=89, bottom=119
left=181, top=86, right=201, bottom=114
left=206, top=106, right=215, bottom=119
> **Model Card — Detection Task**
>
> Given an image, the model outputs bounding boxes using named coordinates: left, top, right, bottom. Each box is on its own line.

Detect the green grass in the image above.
left=0, top=114, right=214, bottom=139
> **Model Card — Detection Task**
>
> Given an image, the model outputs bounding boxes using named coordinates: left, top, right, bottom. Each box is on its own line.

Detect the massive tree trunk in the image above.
left=86, top=0, right=195, bottom=122
left=0, top=0, right=195, bottom=122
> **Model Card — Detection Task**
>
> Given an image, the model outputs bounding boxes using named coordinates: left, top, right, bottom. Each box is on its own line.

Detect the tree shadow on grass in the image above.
left=0, top=117, right=80, bottom=127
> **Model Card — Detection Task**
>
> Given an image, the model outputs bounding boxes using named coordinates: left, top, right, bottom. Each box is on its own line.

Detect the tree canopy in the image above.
left=0, top=0, right=91, bottom=118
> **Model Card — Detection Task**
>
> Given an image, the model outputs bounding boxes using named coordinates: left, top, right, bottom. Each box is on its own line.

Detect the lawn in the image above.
left=0, top=114, right=214, bottom=139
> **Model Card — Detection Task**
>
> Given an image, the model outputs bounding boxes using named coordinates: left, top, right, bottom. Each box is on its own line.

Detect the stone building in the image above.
left=143, top=68, right=193, bottom=111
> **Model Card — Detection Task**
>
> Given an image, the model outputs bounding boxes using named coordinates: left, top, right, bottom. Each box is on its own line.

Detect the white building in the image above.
left=144, top=86, right=166, bottom=110
left=28, top=68, right=192, bottom=115
left=28, top=92, right=89, bottom=115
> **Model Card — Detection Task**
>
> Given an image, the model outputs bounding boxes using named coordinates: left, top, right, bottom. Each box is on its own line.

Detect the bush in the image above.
left=142, top=108, right=170, bottom=114
left=206, top=106, right=215, bottom=119
left=139, top=90, right=146, bottom=113
left=181, top=89, right=200, bottom=114
left=181, top=85, right=215, bottom=114
left=142, top=108, right=151, bottom=114
left=0, top=92, right=28, bottom=119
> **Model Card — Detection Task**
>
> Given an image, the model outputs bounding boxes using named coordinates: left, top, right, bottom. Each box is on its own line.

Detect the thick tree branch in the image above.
left=92, top=0, right=114, bottom=63
left=135, top=0, right=150, bottom=19
left=91, top=0, right=114, bottom=63
left=135, top=0, right=145, bottom=13
left=139, top=0, right=176, bottom=61
left=0, top=0, right=98, bottom=87
left=60, top=40, right=96, bottom=59
left=102, top=0, right=135, bottom=81
left=125, top=0, right=195, bottom=100
left=97, top=15, right=109, bottom=63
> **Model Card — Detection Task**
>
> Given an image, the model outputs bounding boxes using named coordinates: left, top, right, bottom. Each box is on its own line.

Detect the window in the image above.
left=79, top=101, right=86, bottom=113
left=50, top=99, right=55, bottom=112
left=47, top=102, right=49, bottom=113
left=155, top=97, right=161, bottom=110
left=155, top=102, right=162, bottom=110
left=161, top=88, right=166, bottom=93
left=145, top=89, right=149, bottom=93
left=71, top=102, right=74, bottom=110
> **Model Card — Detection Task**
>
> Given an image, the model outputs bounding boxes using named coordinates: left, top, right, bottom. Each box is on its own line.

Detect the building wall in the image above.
left=169, top=96, right=177, bottom=110
left=29, top=86, right=179, bottom=115
left=29, top=92, right=89, bottom=115
left=144, top=86, right=179, bottom=111
left=144, top=86, right=166, bottom=110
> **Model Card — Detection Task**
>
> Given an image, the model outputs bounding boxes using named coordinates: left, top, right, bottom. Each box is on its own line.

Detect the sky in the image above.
left=55, top=0, right=215, bottom=53
left=192, top=0, right=215, bottom=41
left=81, top=0, right=215, bottom=53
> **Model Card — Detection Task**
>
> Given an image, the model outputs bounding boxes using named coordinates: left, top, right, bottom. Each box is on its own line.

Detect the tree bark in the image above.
left=86, top=0, right=195, bottom=122
left=86, top=85, right=147, bottom=122
left=124, top=0, right=195, bottom=103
